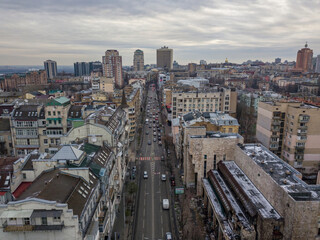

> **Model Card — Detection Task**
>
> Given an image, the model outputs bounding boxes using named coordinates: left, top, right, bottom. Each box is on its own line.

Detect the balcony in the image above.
left=269, top=144, right=279, bottom=150
left=298, top=115, right=310, bottom=123
left=297, top=129, right=307, bottom=136
left=3, top=222, right=64, bottom=232
left=295, top=145, right=305, bottom=151
left=295, top=154, right=304, bottom=160
left=298, top=125, right=308, bottom=131
left=272, top=115, right=281, bottom=120
left=271, top=121, right=281, bottom=126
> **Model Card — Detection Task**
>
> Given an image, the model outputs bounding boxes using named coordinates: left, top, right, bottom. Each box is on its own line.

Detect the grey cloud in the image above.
left=0, top=0, right=319, bottom=65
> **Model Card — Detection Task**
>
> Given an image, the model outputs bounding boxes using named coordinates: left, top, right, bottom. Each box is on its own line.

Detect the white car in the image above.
left=143, top=171, right=148, bottom=179
left=161, top=174, right=166, bottom=181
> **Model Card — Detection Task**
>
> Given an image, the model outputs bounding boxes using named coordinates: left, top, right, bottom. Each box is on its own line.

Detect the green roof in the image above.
left=47, top=96, right=70, bottom=106
left=82, top=143, right=101, bottom=155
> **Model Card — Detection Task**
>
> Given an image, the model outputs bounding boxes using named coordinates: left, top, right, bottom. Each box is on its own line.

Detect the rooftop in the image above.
left=17, top=168, right=98, bottom=217
left=182, top=111, right=239, bottom=127
left=241, top=144, right=320, bottom=201
left=220, top=161, right=282, bottom=220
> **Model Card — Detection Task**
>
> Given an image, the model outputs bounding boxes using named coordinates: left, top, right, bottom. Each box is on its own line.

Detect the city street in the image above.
left=133, top=87, right=173, bottom=240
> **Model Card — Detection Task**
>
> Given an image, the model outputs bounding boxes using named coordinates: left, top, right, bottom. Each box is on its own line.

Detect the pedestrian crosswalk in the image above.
left=139, top=156, right=161, bottom=161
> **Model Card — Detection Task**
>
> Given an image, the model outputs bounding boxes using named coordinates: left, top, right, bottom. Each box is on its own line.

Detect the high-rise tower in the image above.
left=133, top=49, right=144, bottom=71
left=44, top=60, right=57, bottom=80
left=103, top=50, right=123, bottom=89
left=295, top=43, right=313, bottom=73
left=157, top=46, right=173, bottom=70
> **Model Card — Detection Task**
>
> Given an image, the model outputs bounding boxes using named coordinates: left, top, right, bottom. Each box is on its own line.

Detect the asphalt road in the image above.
left=134, top=87, right=172, bottom=240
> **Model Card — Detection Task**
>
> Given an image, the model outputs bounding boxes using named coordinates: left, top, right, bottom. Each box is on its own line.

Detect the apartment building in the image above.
left=171, top=88, right=237, bottom=119
left=256, top=101, right=320, bottom=174
left=113, top=85, right=142, bottom=141
left=202, top=144, right=320, bottom=239
left=10, top=105, right=45, bottom=156
left=40, top=97, right=71, bottom=155
left=183, top=131, right=243, bottom=195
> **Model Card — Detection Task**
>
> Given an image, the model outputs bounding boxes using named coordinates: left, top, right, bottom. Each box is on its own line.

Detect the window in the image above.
left=48, top=111, right=51, bottom=116
left=44, top=139, right=48, bottom=144
left=53, top=111, right=56, bottom=116
left=24, top=218, right=30, bottom=225
left=223, top=154, right=226, bottom=161
left=204, top=161, right=207, bottom=178
left=53, top=216, right=61, bottom=222
left=58, top=111, right=61, bottom=115
left=204, top=155, right=207, bottom=159
left=41, top=217, right=47, bottom=225
left=23, top=173, right=26, bottom=179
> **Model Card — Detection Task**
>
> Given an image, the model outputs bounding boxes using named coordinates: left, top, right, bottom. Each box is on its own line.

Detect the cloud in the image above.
left=0, top=0, right=319, bottom=65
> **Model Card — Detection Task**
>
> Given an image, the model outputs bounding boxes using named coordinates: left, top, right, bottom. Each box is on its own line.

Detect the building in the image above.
left=74, top=61, right=102, bottom=77
left=315, top=55, right=320, bottom=73
left=275, top=57, right=281, bottom=64
left=298, top=83, right=319, bottom=95
left=156, top=46, right=173, bottom=70
left=1, top=71, right=47, bottom=91
left=184, top=131, right=243, bottom=195
left=158, top=73, right=170, bottom=87
left=171, top=88, right=237, bottom=119
left=177, top=78, right=209, bottom=89
left=133, top=49, right=144, bottom=71
left=100, top=77, right=114, bottom=93
left=40, top=97, right=71, bottom=155
left=0, top=118, right=13, bottom=156
left=294, top=43, right=313, bottom=73
left=10, top=105, right=45, bottom=156
left=44, top=60, right=57, bottom=80
left=256, top=101, right=320, bottom=174
left=103, top=50, right=123, bottom=89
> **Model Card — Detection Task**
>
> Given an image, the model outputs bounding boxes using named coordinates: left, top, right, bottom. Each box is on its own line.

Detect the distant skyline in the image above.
left=0, top=0, right=319, bottom=66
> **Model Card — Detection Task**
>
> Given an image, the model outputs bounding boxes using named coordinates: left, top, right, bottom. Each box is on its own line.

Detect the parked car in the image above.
left=148, top=140, right=151, bottom=145
left=158, top=141, right=162, bottom=146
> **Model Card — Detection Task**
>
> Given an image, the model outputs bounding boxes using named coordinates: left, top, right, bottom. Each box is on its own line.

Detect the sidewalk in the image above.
left=112, top=143, right=137, bottom=240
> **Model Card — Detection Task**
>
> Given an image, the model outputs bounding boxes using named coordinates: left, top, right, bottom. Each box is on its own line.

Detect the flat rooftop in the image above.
left=190, top=132, right=242, bottom=139
left=241, top=144, right=320, bottom=201
left=222, top=161, right=282, bottom=220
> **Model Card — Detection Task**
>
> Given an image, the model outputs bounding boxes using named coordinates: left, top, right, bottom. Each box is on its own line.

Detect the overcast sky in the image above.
left=0, top=0, right=319, bottom=66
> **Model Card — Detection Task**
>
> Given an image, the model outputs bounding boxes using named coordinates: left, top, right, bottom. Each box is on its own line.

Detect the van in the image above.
left=162, top=199, right=169, bottom=209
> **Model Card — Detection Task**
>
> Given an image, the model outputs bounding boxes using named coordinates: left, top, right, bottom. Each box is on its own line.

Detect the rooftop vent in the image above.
left=285, top=170, right=291, bottom=175
left=270, top=168, right=273, bottom=173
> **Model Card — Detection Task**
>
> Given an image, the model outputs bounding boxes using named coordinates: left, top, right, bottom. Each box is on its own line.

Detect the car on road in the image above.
left=158, top=141, right=162, bottom=146
left=158, top=136, right=161, bottom=141
left=167, top=149, right=171, bottom=155
left=161, top=174, right=166, bottom=181
left=161, top=156, right=164, bottom=161
left=143, top=171, right=148, bottom=179
left=162, top=199, right=169, bottom=209
left=148, top=140, right=151, bottom=145
left=153, top=138, right=156, bottom=142
left=166, top=232, right=172, bottom=240
left=146, top=131, right=149, bottom=135
left=158, top=133, right=161, bottom=136
left=153, top=132, right=156, bottom=136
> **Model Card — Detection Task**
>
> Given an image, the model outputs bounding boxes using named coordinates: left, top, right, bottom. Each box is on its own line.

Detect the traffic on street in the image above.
left=133, top=84, right=174, bottom=240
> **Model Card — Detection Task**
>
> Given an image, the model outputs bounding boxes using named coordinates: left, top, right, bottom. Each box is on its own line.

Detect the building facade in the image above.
left=44, top=60, right=57, bottom=80
left=256, top=101, right=320, bottom=174
left=171, top=88, right=237, bottom=119
left=157, top=46, right=173, bottom=70
left=103, top=50, right=123, bottom=89
left=295, top=43, right=313, bottom=73
left=133, top=49, right=144, bottom=71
